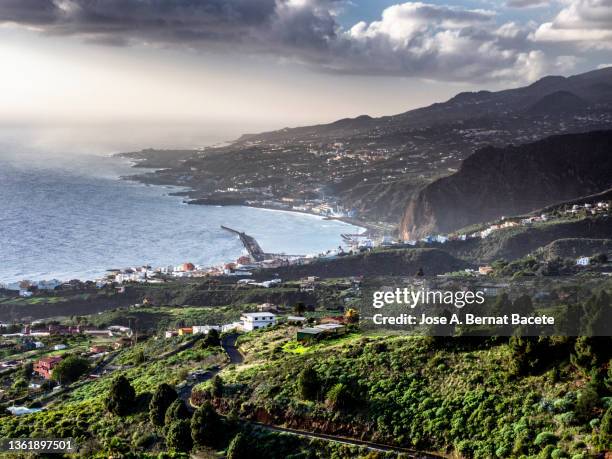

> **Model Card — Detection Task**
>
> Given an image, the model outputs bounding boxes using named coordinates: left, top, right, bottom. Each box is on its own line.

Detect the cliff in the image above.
left=400, top=130, right=612, bottom=239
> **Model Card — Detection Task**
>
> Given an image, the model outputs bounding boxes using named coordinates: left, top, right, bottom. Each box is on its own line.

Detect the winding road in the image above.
left=179, top=333, right=242, bottom=406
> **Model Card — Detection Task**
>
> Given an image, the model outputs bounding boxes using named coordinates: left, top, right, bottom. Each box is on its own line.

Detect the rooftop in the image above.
left=241, top=312, right=276, bottom=318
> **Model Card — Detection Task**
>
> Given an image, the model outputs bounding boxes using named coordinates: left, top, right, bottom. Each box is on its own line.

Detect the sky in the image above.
left=0, top=0, right=611, bottom=146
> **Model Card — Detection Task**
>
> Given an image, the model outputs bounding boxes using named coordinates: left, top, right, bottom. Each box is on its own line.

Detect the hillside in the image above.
left=254, top=248, right=470, bottom=280
left=400, top=130, right=612, bottom=239
left=537, top=238, right=612, bottom=261
left=439, top=217, right=612, bottom=263
left=121, top=67, right=612, bottom=225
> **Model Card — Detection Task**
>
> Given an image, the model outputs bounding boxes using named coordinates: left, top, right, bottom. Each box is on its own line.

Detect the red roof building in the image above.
left=33, top=356, right=63, bottom=379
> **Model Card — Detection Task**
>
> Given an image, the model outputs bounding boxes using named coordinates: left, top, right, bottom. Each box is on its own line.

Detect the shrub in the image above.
left=538, top=445, right=555, bottom=459
left=555, top=412, right=577, bottom=426
left=551, top=448, right=568, bottom=459
left=325, top=383, right=352, bottom=411
left=227, top=432, right=250, bottom=459
left=201, top=329, right=220, bottom=348
left=534, top=432, right=559, bottom=448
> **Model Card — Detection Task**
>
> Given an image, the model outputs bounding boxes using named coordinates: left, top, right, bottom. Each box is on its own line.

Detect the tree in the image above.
left=513, top=295, right=534, bottom=316
left=210, top=375, right=223, bottom=398
left=201, top=329, right=220, bottom=348
left=297, top=367, right=319, bottom=400
left=571, top=337, right=612, bottom=372
left=191, top=401, right=221, bottom=447
left=20, top=362, right=33, bottom=381
left=106, top=375, right=136, bottom=416
left=592, top=252, right=608, bottom=264
left=294, top=302, right=306, bottom=315
left=149, top=383, right=178, bottom=426
left=133, top=349, right=146, bottom=365
left=325, top=383, right=353, bottom=411
left=52, top=356, right=90, bottom=384
left=492, top=293, right=512, bottom=316
left=227, top=432, right=250, bottom=459
left=344, top=308, right=359, bottom=324
left=165, top=399, right=190, bottom=426
left=576, top=387, right=599, bottom=421
left=596, top=406, right=612, bottom=452
left=509, top=336, right=555, bottom=376
left=165, top=419, right=193, bottom=452
left=581, top=291, right=611, bottom=336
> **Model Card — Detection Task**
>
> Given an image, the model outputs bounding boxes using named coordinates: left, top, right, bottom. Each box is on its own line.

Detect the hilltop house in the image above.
left=240, top=312, right=277, bottom=331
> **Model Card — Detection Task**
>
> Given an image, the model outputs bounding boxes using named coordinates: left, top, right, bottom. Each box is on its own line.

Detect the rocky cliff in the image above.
left=400, top=130, right=612, bottom=239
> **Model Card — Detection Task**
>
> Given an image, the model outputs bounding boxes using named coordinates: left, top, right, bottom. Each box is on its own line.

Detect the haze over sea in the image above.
left=0, top=128, right=360, bottom=284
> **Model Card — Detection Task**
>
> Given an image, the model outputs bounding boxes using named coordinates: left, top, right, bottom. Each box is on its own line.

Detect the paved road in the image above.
left=179, top=333, right=243, bottom=406
left=246, top=422, right=445, bottom=459
left=221, top=333, right=243, bottom=364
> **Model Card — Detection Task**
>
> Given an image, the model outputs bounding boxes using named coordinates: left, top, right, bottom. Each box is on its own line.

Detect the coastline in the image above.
left=117, top=153, right=387, bottom=237
left=1, top=155, right=365, bottom=285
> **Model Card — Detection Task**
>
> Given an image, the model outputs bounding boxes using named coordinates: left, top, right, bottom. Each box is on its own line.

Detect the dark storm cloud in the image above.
left=0, top=0, right=279, bottom=42
left=0, top=0, right=58, bottom=24
left=0, top=0, right=586, bottom=82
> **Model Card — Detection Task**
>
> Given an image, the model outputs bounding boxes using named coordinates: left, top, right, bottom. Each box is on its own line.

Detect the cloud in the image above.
left=0, top=0, right=577, bottom=83
left=533, top=0, right=612, bottom=48
left=506, top=0, right=549, bottom=9
left=328, top=5, right=557, bottom=82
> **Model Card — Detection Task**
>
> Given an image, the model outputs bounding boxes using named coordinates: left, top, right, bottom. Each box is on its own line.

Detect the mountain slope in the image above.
left=239, top=67, right=612, bottom=144
left=400, top=130, right=612, bottom=239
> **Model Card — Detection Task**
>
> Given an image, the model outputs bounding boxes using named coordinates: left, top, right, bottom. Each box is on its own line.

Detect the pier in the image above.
left=221, top=226, right=266, bottom=261
left=221, top=226, right=304, bottom=261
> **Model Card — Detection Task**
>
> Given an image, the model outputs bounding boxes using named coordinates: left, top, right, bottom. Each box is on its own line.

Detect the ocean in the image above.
left=0, top=144, right=361, bottom=284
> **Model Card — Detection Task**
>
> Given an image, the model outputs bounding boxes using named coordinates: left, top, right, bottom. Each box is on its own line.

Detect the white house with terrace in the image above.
left=240, top=312, right=277, bottom=331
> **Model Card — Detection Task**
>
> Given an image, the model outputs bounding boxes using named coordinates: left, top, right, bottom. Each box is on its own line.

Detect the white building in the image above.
left=221, top=321, right=243, bottom=333
left=240, top=312, right=277, bottom=331
left=576, top=257, right=590, bottom=266
left=192, top=325, right=221, bottom=335
left=53, top=344, right=67, bottom=351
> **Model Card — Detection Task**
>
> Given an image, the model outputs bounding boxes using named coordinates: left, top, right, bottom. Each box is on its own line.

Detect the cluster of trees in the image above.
left=105, top=376, right=249, bottom=455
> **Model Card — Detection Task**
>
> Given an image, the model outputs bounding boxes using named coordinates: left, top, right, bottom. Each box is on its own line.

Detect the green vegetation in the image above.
left=199, top=325, right=611, bottom=458
left=105, top=376, right=136, bottom=416
left=149, top=383, right=178, bottom=426
left=52, top=355, right=90, bottom=384
left=191, top=401, right=222, bottom=448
